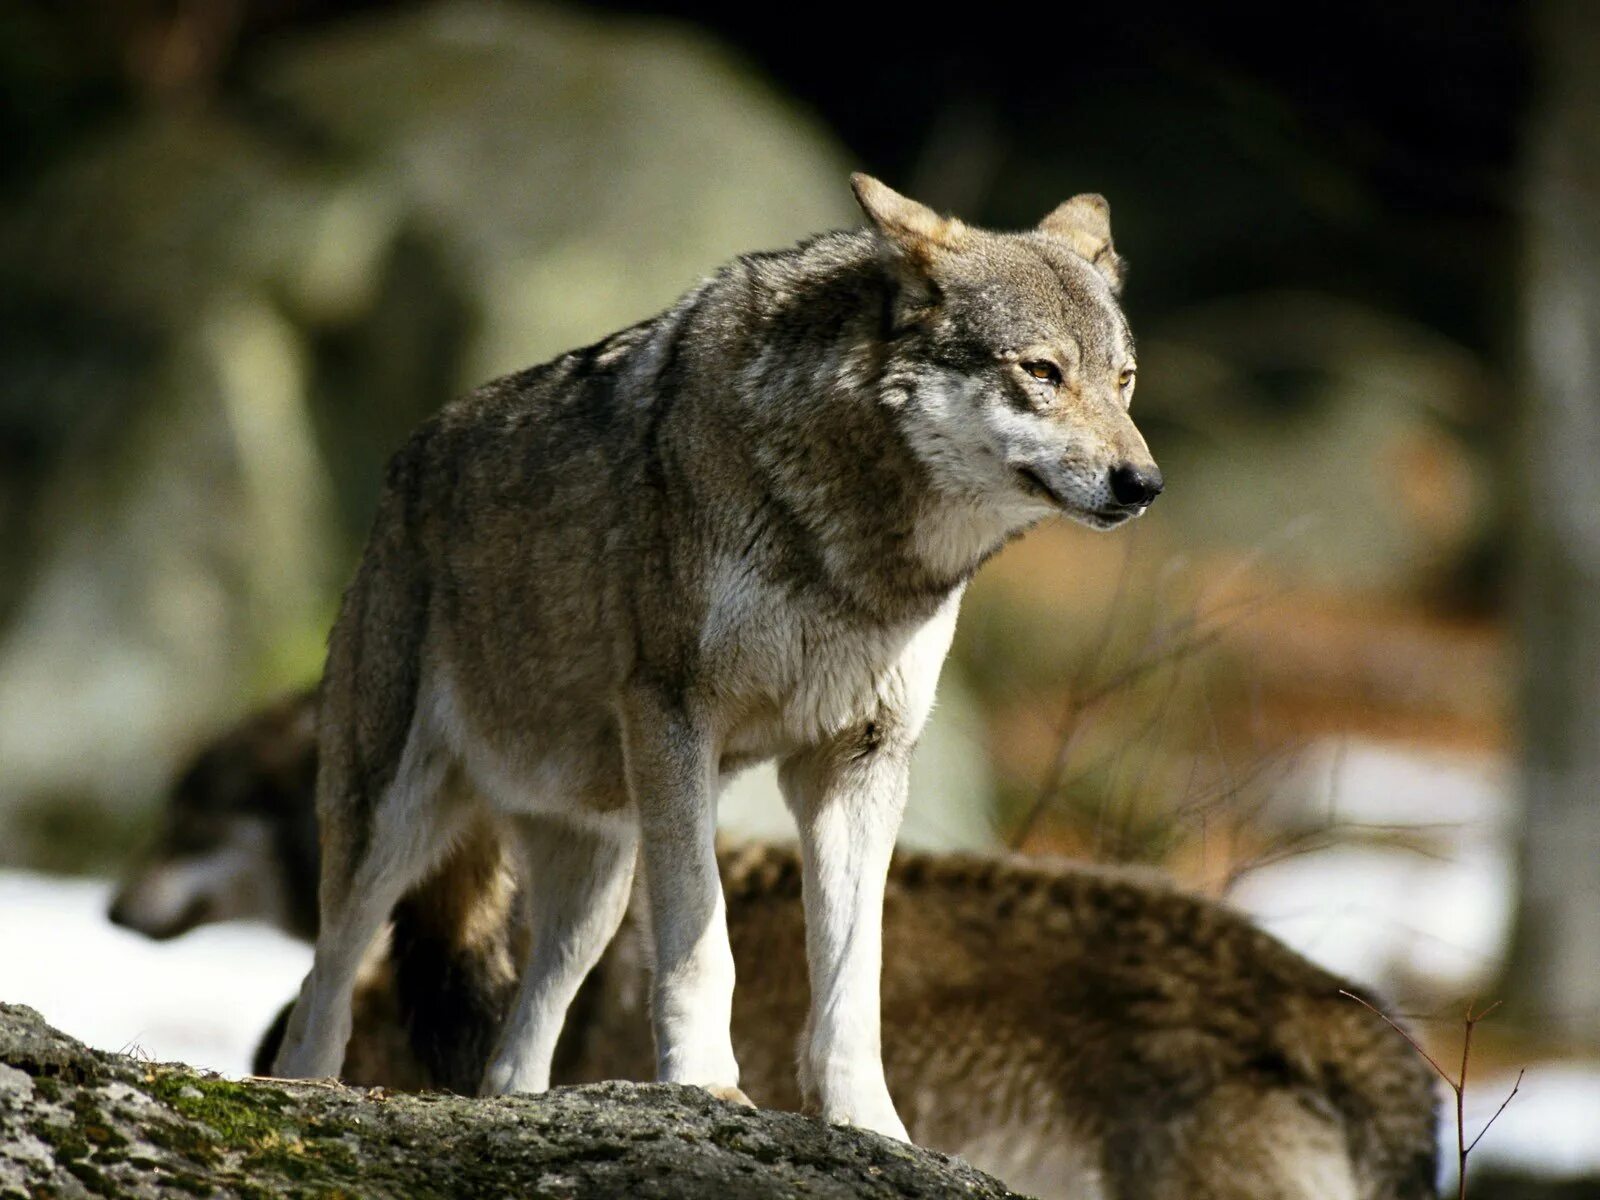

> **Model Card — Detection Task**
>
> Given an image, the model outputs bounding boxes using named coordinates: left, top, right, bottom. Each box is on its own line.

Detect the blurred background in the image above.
left=1, top=0, right=1597, bottom=1191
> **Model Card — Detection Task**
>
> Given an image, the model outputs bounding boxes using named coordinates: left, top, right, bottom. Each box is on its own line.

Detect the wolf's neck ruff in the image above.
left=592, top=230, right=1025, bottom=626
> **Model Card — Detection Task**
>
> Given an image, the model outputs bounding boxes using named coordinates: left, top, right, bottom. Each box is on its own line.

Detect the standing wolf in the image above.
left=271, top=174, right=1162, bottom=1139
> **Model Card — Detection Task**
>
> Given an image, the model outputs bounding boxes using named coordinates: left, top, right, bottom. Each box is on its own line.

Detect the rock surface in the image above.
left=0, top=1003, right=1025, bottom=1199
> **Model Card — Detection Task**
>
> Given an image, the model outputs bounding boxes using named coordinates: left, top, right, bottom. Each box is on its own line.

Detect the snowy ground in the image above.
left=1231, top=738, right=1516, bottom=996
left=1449, top=1061, right=1600, bottom=1180
left=0, top=870, right=310, bottom=1076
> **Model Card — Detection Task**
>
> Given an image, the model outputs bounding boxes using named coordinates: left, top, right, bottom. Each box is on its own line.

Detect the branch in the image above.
left=1340, top=991, right=1524, bottom=1200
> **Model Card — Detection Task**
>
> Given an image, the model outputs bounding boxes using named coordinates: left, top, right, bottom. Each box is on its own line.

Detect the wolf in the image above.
left=110, top=689, right=321, bottom=941
left=117, top=694, right=1438, bottom=1199
left=268, top=173, right=1162, bottom=1139
left=568, top=846, right=1440, bottom=1200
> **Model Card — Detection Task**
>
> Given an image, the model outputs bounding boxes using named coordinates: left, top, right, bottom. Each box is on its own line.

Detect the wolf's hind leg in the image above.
left=272, top=738, right=460, bottom=1081
left=778, top=736, right=910, bottom=1141
left=480, top=808, right=637, bottom=1095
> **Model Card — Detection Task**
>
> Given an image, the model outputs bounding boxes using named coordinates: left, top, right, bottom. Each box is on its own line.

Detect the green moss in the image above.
left=32, top=1075, right=60, bottom=1103
left=142, top=1117, right=221, bottom=1165
left=30, top=1117, right=89, bottom=1162
left=68, top=1091, right=129, bottom=1153
left=149, top=1072, right=294, bottom=1147
left=241, top=1130, right=362, bottom=1189
left=141, top=1070, right=376, bottom=1193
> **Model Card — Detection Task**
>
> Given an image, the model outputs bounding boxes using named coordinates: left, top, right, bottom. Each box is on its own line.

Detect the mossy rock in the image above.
left=0, top=1003, right=1026, bottom=1199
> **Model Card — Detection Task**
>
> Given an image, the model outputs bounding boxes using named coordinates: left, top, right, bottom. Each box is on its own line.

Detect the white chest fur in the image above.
left=700, top=562, right=962, bottom=761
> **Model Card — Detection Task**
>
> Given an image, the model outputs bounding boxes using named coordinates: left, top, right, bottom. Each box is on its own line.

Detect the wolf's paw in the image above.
left=702, top=1084, right=755, bottom=1108
left=813, top=1086, right=910, bottom=1143
left=828, top=1107, right=910, bottom=1143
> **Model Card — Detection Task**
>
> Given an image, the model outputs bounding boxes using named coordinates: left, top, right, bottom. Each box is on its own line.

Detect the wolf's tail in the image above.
left=386, top=812, right=527, bottom=1093
left=250, top=814, right=524, bottom=1092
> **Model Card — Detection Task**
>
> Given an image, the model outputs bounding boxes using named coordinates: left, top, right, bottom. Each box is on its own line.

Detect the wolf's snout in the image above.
left=107, top=888, right=173, bottom=939
left=1109, top=463, right=1163, bottom=508
left=107, top=893, right=137, bottom=930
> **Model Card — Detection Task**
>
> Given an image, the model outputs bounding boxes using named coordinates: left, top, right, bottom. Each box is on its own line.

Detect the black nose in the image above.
left=1109, top=463, right=1164, bottom=508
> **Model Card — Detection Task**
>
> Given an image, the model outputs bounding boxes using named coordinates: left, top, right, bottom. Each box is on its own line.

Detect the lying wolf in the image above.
left=269, top=174, right=1165, bottom=1139
left=115, top=694, right=1439, bottom=1199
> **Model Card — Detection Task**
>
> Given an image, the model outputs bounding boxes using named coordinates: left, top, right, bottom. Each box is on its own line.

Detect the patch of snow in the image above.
left=1443, top=1062, right=1600, bottom=1179
left=1231, top=736, right=1517, bottom=996
left=0, top=870, right=310, bottom=1077
left=1286, top=739, right=1513, bottom=830
left=1230, top=840, right=1515, bottom=994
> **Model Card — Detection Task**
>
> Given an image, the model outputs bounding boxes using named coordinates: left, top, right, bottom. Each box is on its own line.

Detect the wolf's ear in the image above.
left=851, top=173, right=967, bottom=270
left=1039, top=194, right=1125, bottom=294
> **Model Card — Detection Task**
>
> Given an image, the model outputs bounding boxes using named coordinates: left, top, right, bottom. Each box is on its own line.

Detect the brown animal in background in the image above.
left=115, top=692, right=1439, bottom=1199
left=563, top=846, right=1440, bottom=1200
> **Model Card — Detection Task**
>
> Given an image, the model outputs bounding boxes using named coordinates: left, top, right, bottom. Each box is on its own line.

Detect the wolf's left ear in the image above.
left=1039, top=194, right=1125, bottom=294
left=851, top=173, right=967, bottom=271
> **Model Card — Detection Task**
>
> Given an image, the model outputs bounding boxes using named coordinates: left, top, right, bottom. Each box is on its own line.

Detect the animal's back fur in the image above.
left=545, top=846, right=1439, bottom=1200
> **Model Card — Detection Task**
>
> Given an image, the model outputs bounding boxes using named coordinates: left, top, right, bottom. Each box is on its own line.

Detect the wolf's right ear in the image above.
left=851, top=173, right=967, bottom=271
left=1039, top=194, right=1125, bottom=294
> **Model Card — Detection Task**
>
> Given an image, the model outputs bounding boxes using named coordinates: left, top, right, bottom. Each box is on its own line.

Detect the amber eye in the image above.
left=1119, top=366, right=1137, bottom=390
left=1023, top=360, right=1062, bottom=386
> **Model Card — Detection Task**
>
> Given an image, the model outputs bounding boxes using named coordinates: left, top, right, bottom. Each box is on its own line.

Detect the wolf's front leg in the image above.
left=620, top=689, right=747, bottom=1103
left=778, top=732, right=911, bottom=1142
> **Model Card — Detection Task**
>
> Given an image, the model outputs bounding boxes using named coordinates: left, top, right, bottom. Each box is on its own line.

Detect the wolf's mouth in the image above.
left=1084, top=508, right=1135, bottom=529
left=1015, top=466, right=1062, bottom=505
left=1016, top=467, right=1137, bottom=525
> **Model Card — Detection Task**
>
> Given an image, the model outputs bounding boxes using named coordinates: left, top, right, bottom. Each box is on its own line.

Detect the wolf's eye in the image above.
left=1023, top=361, right=1062, bottom=386
left=1119, top=367, right=1137, bottom=390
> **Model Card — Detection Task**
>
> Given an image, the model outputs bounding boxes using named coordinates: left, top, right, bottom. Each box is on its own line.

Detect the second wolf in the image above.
left=271, top=174, right=1161, bottom=1137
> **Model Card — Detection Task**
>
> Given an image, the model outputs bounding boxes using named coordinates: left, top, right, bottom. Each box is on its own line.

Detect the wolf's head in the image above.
left=108, top=691, right=320, bottom=941
left=855, top=174, right=1161, bottom=532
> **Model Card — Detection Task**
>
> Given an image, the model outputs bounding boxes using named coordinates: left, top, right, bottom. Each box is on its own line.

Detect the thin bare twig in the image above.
left=1465, top=1068, right=1524, bottom=1156
left=1340, top=991, right=1523, bottom=1200
left=1012, top=584, right=1275, bottom=850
